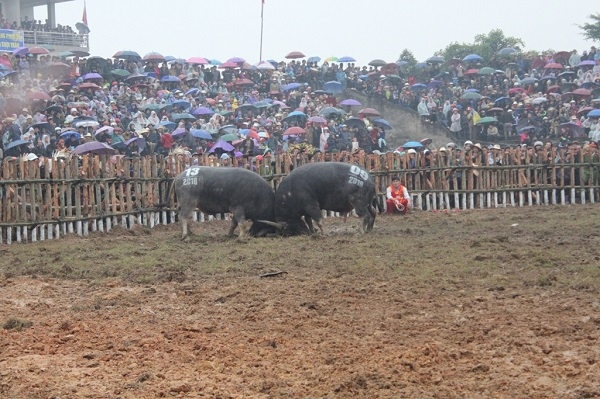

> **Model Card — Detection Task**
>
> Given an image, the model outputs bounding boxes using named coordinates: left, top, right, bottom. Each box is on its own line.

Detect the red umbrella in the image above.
left=464, top=69, right=479, bottom=75
left=219, top=62, right=238, bottom=69
left=234, top=78, right=254, bottom=86
left=26, top=91, right=51, bottom=100
left=143, top=52, right=165, bottom=62
left=78, top=82, right=101, bottom=90
left=545, top=62, right=563, bottom=70
left=546, top=85, right=561, bottom=93
left=283, top=126, right=306, bottom=135
left=573, top=88, right=591, bottom=96
left=29, top=46, right=49, bottom=55
left=359, top=108, right=381, bottom=117
left=285, top=51, right=305, bottom=59
left=487, top=107, right=505, bottom=113
left=577, top=106, right=594, bottom=117
left=508, top=88, right=526, bottom=94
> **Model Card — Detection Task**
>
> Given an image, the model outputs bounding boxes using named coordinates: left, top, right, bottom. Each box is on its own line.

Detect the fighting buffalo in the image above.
left=163, top=166, right=275, bottom=240
left=262, top=162, right=377, bottom=235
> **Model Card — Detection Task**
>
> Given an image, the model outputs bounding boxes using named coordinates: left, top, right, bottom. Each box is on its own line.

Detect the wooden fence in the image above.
left=0, top=148, right=598, bottom=244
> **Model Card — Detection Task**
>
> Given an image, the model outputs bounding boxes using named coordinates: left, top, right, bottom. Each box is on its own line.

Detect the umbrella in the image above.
left=78, top=82, right=101, bottom=90
left=161, top=75, right=180, bottom=82
left=171, top=127, right=187, bottom=138
left=219, top=125, right=238, bottom=135
left=60, top=131, right=81, bottom=140
left=319, top=107, right=345, bottom=116
left=545, top=62, right=563, bottom=69
left=282, top=82, right=302, bottom=92
left=30, top=122, right=53, bottom=131
left=143, top=52, right=165, bottom=62
left=519, top=77, right=538, bottom=85
left=426, top=55, right=445, bottom=64
left=323, top=81, right=343, bottom=93
left=474, top=116, right=498, bottom=125
left=73, top=141, right=115, bottom=155
left=227, top=57, right=245, bottom=64
left=372, top=118, right=393, bottom=130
left=171, top=113, right=196, bottom=121
left=573, top=88, right=592, bottom=96
left=192, top=107, right=214, bottom=116
left=256, top=61, right=275, bottom=70
left=82, top=72, right=103, bottom=80
left=307, top=56, right=321, bottom=63
left=411, top=83, right=427, bottom=91
left=234, top=78, right=254, bottom=86
left=344, top=117, right=366, bottom=128
left=325, top=56, right=339, bottom=62
left=209, top=139, right=234, bottom=153
left=560, top=122, right=584, bottom=137
left=463, top=54, right=482, bottom=62
left=285, top=51, right=305, bottom=59
left=368, top=59, right=386, bottom=67
left=95, top=126, right=114, bottom=136
left=587, top=109, right=600, bottom=118
left=338, top=56, right=356, bottom=63
left=45, top=62, right=71, bottom=74
left=110, top=69, right=131, bottom=78
left=578, top=60, right=596, bottom=67
left=308, top=116, right=327, bottom=123
left=339, top=98, right=361, bottom=106
left=464, top=69, right=479, bottom=75
left=113, top=50, right=141, bottom=61
left=29, top=47, right=50, bottom=55
left=427, top=80, right=443, bottom=88
left=487, top=107, right=505, bottom=113
left=4, top=139, right=29, bottom=152
left=286, top=110, right=307, bottom=118
left=401, top=141, right=424, bottom=150
left=460, top=92, right=482, bottom=100
left=477, top=67, right=495, bottom=75
left=172, top=100, right=191, bottom=110
left=414, top=62, right=428, bottom=68
left=218, top=61, right=238, bottom=69
left=531, top=97, right=547, bottom=105
left=73, top=120, right=99, bottom=128
left=518, top=125, right=537, bottom=133
left=186, top=57, right=208, bottom=65
left=220, top=133, right=240, bottom=142
left=497, top=47, right=518, bottom=56
left=283, top=127, right=306, bottom=136
left=577, top=107, right=594, bottom=117
left=125, top=73, right=149, bottom=82
left=254, top=100, right=272, bottom=109
left=190, top=129, right=212, bottom=139
left=159, top=120, right=176, bottom=130
left=12, top=46, right=28, bottom=56
left=359, top=108, right=381, bottom=117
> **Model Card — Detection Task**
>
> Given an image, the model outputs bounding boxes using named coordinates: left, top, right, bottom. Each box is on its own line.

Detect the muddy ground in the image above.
left=1, top=205, right=600, bottom=398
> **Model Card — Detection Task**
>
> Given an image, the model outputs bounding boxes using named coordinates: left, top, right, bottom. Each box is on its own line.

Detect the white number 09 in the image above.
left=350, top=165, right=369, bottom=181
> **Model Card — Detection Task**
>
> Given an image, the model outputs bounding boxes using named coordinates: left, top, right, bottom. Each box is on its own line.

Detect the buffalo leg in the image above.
left=179, top=204, right=195, bottom=241
left=228, top=219, right=239, bottom=238
left=304, top=216, right=316, bottom=234
left=305, top=205, right=324, bottom=235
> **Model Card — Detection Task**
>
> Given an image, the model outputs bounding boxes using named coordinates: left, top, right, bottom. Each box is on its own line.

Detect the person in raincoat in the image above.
left=417, top=97, right=430, bottom=122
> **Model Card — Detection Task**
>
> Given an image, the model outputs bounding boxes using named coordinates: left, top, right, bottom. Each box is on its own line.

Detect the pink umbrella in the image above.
left=219, top=62, right=238, bottom=69
left=545, top=63, right=563, bottom=70
left=29, top=47, right=49, bottom=55
left=285, top=51, right=305, bottom=59
left=283, top=127, right=306, bottom=135
left=308, top=116, right=327, bottom=123
left=95, top=126, right=114, bottom=136
left=186, top=57, right=208, bottom=65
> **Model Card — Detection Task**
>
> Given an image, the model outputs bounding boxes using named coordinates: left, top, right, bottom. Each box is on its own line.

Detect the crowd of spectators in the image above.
left=0, top=45, right=599, bottom=185
left=0, top=14, right=76, bottom=34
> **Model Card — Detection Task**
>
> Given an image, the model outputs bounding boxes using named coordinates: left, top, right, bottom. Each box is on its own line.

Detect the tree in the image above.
left=580, top=13, right=600, bottom=42
left=438, top=29, right=524, bottom=64
left=397, top=49, right=418, bottom=76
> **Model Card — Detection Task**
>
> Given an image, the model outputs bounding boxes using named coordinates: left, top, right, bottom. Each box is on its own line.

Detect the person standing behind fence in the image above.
left=386, top=176, right=411, bottom=214
left=449, top=108, right=462, bottom=136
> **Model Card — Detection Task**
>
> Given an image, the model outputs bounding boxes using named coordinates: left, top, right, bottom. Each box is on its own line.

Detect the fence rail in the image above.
left=1, top=150, right=598, bottom=244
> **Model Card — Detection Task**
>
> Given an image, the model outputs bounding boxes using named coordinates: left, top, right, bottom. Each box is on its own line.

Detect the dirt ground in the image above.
left=1, top=205, right=600, bottom=398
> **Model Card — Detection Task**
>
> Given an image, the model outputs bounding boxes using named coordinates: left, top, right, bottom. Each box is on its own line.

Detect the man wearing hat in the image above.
left=386, top=176, right=411, bottom=214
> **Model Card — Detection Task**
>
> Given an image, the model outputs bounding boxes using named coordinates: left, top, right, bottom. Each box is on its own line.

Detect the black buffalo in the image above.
left=164, top=166, right=275, bottom=240
left=264, top=162, right=377, bottom=235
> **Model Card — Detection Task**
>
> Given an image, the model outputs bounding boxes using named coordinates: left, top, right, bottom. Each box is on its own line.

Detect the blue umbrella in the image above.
left=401, top=141, right=424, bottom=149
left=161, top=75, right=180, bottom=82
left=587, top=109, right=600, bottom=118
left=209, top=59, right=222, bottom=65
left=4, top=139, right=29, bottom=151
left=219, top=125, right=238, bottom=135
left=411, top=83, right=427, bottom=90
left=464, top=88, right=480, bottom=92
left=282, top=83, right=302, bottom=92
left=307, top=56, right=321, bottom=63
left=12, top=46, right=29, bottom=57
left=338, top=56, right=356, bottom=63
left=339, top=99, right=361, bottom=106
left=415, top=62, right=428, bottom=69
left=185, top=88, right=200, bottom=96
left=287, top=110, right=307, bottom=118
left=158, top=120, right=176, bottom=130
left=520, top=77, right=538, bottom=85
left=497, top=48, right=518, bottom=56
left=209, top=139, right=234, bottom=153
left=560, top=122, right=584, bottom=137
left=463, top=54, right=482, bottom=62
left=396, top=60, right=409, bottom=66
left=323, top=81, right=343, bottom=93
left=82, top=72, right=102, bottom=80
left=319, top=107, right=345, bottom=116
left=171, top=113, right=196, bottom=121
left=494, top=96, right=510, bottom=104
left=190, top=129, right=212, bottom=139
left=372, top=118, right=393, bottom=130
left=426, top=56, right=444, bottom=64
left=518, top=126, right=537, bottom=133
left=164, top=56, right=176, bottom=62
left=60, top=131, right=81, bottom=140
left=172, top=100, right=191, bottom=110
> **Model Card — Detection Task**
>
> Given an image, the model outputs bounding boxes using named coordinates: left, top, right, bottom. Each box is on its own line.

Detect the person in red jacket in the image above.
left=160, top=130, right=173, bottom=155
left=386, top=176, right=411, bottom=214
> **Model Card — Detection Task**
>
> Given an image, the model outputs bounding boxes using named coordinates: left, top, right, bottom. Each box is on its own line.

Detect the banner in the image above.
left=0, top=30, right=24, bottom=52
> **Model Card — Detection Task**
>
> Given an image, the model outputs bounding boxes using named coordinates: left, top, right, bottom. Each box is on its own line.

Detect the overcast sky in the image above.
left=33, top=0, right=597, bottom=65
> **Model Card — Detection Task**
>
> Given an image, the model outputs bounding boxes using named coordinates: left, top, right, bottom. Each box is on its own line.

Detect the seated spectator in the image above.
left=386, top=176, right=411, bottom=215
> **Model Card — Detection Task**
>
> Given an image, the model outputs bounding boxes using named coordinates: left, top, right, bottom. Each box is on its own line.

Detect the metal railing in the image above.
left=23, top=30, right=88, bottom=50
